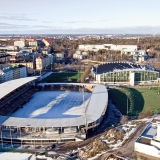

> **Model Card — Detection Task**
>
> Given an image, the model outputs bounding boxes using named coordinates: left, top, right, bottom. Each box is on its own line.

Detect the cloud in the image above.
left=0, top=15, right=37, bottom=21
left=0, top=22, right=29, bottom=30
left=63, top=21, right=93, bottom=24
left=0, top=25, right=159, bottom=34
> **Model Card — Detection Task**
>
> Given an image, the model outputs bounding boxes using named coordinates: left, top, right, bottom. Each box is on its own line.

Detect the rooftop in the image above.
left=0, top=76, right=39, bottom=100
left=92, top=62, right=143, bottom=74
left=0, top=84, right=108, bottom=128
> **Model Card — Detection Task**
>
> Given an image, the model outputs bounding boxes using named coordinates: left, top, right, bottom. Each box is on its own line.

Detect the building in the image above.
left=91, top=62, right=159, bottom=86
left=121, top=49, right=148, bottom=62
left=79, top=44, right=137, bottom=52
left=9, top=62, right=35, bottom=75
left=0, top=68, right=13, bottom=83
left=14, top=40, right=25, bottom=48
left=135, top=116, right=160, bottom=159
left=55, top=52, right=65, bottom=61
left=73, top=51, right=84, bottom=60
left=133, top=50, right=148, bottom=62
left=0, top=53, right=11, bottom=63
left=36, top=55, right=53, bottom=70
left=0, top=65, right=27, bottom=83
left=79, top=44, right=105, bottom=51
left=42, top=38, right=55, bottom=47
left=0, top=82, right=108, bottom=144
left=28, top=41, right=38, bottom=47
left=0, top=46, right=18, bottom=52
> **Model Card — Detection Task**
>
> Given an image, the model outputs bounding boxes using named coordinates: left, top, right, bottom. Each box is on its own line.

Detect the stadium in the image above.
left=0, top=77, right=108, bottom=146
left=92, top=62, right=159, bottom=86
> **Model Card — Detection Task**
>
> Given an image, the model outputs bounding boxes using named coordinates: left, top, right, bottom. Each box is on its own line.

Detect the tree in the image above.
left=81, top=64, right=92, bottom=83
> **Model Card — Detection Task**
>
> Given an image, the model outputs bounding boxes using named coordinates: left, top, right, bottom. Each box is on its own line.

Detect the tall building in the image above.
left=36, top=55, right=53, bottom=70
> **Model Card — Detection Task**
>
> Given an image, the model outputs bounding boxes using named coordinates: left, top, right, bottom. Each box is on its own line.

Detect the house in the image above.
left=135, top=116, right=160, bottom=159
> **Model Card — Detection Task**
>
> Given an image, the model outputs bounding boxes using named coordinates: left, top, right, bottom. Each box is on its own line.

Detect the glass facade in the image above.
left=134, top=71, right=158, bottom=81
left=100, top=70, right=158, bottom=82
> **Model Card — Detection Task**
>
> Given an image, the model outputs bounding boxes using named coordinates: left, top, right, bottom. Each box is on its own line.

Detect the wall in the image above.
left=135, top=142, right=160, bottom=158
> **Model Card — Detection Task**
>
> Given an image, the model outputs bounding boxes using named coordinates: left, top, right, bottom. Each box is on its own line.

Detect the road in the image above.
left=95, top=121, right=148, bottom=160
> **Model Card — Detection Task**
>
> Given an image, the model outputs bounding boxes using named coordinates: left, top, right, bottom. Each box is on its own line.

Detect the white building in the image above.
left=79, top=44, right=105, bottom=51
left=0, top=46, right=18, bottom=52
left=14, top=40, right=25, bottom=48
left=36, top=56, right=52, bottom=70
left=0, top=65, right=27, bottom=83
left=0, top=68, right=13, bottom=83
left=135, top=116, right=160, bottom=159
left=73, top=51, right=84, bottom=60
left=79, top=44, right=137, bottom=52
left=55, top=52, right=65, bottom=61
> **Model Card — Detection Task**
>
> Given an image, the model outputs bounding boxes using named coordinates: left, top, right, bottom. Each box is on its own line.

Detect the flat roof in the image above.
left=141, top=123, right=157, bottom=138
left=0, top=84, right=108, bottom=128
left=0, top=76, right=39, bottom=100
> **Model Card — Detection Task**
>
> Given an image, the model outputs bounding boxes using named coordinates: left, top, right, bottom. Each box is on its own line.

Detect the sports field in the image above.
left=42, top=72, right=83, bottom=83
left=11, top=91, right=91, bottom=119
left=108, top=87, right=160, bottom=116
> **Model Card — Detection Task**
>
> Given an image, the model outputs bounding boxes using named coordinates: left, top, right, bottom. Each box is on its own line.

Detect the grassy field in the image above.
left=108, top=87, right=160, bottom=116
left=42, top=72, right=83, bottom=83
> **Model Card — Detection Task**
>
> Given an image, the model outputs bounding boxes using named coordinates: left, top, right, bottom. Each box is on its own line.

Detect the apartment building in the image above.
left=29, top=41, right=38, bottom=47
left=36, top=55, right=53, bottom=70
left=42, top=38, right=55, bottom=47
left=0, top=65, right=27, bottom=83
left=0, top=53, right=11, bottom=63
left=14, top=40, right=25, bottom=48
left=0, top=68, right=13, bottom=83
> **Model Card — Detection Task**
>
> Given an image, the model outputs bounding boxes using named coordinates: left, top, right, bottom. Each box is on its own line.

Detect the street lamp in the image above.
left=79, top=87, right=87, bottom=133
left=126, top=92, right=130, bottom=115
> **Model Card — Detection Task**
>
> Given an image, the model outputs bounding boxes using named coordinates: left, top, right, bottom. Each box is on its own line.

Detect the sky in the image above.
left=0, top=0, right=160, bottom=34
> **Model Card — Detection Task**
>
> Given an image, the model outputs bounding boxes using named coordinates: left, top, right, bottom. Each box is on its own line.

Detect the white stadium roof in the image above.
left=0, top=76, right=39, bottom=100
left=0, top=83, right=108, bottom=128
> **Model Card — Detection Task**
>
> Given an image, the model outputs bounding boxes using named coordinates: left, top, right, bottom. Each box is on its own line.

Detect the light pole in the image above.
left=126, top=92, right=130, bottom=115
left=80, top=87, right=87, bottom=133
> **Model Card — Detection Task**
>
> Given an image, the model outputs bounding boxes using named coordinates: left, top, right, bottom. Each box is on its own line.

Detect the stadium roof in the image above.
left=0, top=76, right=39, bottom=100
left=92, top=62, right=143, bottom=74
left=0, top=84, right=108, bottom=128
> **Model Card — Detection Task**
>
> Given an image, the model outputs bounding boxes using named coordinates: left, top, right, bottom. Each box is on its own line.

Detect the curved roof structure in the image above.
left=0, top=84, right=108, bottom=128
left=92, top=62, right=143, bottom=74
left=0, top=76, right=39, bottom=100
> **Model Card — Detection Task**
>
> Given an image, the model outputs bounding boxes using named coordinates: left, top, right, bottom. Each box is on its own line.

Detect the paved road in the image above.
left=95, top=121, right=148, bottom=160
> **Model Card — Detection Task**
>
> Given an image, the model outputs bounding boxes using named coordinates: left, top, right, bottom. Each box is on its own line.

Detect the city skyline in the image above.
left=0, top=0, right=160, bottom=34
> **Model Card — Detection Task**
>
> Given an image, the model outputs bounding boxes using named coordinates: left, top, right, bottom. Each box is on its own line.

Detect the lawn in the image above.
left=42, top=72, right=83, bottom=83
left=108, top=87, right=160, bottom=116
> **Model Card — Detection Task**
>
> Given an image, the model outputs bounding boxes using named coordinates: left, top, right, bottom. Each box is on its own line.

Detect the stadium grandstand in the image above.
left=92, top=62, right=159, bottom=86
left=0, top=78, right=108, bottom=146
left=0, top=77, right=38, bottom=116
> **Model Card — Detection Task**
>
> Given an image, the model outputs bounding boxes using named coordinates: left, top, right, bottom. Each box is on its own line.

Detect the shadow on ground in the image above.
left=108, top=88, right=144, bottom=116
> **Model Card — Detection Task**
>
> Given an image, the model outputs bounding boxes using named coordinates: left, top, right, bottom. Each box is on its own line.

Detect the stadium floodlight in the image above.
left=126, top=92, right=130, bottom=115
left=79, top=87, right=87, bottom=132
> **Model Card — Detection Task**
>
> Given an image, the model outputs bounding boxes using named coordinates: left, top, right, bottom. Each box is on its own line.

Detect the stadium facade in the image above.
left=91, top=62, right=159, bottom=86
left=0, top=77, right=108, bottom=146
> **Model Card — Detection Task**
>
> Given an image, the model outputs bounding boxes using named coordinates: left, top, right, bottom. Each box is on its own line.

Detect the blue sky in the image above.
left=0, top=0, right=160, bottom=34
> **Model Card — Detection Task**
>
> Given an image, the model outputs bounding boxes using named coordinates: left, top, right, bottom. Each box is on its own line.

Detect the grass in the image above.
left=108, top=87, right=160, bottom=116
left=42, top=72, right=83, bottom=83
